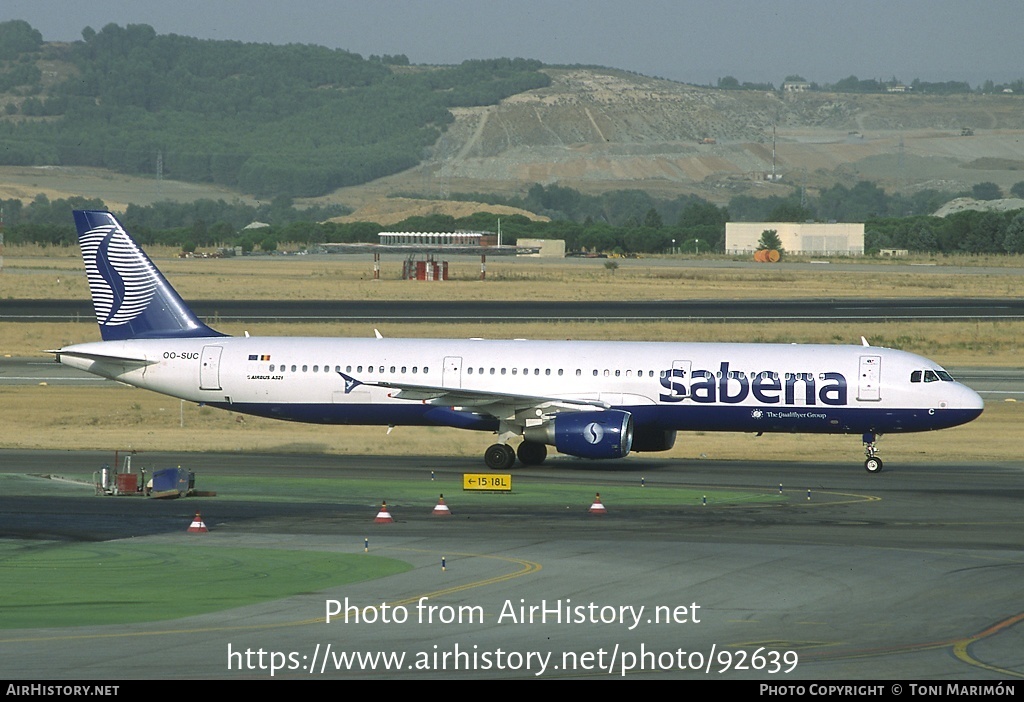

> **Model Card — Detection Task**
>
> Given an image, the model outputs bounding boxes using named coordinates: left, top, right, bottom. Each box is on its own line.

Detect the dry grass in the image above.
left=0, top=382, right=1013, bottom=464
left=5, top=248, right=1024, bottom=302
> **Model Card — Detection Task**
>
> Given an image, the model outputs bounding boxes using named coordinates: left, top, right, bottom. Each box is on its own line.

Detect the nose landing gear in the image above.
left=863, top=432, right=883, bottom=473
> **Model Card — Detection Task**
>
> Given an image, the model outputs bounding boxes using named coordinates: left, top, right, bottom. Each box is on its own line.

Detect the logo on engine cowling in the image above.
left=583, top=422, right=604, bottom=444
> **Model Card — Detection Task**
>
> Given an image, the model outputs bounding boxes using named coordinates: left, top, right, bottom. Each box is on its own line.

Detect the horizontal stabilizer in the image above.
left=48, top=348, right=156, bottom=366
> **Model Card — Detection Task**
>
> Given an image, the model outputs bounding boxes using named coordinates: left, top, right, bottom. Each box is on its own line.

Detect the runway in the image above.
left=7, top=297, right=1024, bottom=323
left=1, top=450, right=1022, bottom=680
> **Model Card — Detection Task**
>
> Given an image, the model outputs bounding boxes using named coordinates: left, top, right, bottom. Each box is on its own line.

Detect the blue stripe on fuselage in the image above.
left=207, top=402, right=981, bottom=435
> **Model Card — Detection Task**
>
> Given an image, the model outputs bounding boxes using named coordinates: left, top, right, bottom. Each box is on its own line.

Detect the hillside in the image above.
left=321, top=68, right=1024, bottom=209
left=3, top=29, right=1024, bottom=215
left=327, top=197, right=548, bottom=226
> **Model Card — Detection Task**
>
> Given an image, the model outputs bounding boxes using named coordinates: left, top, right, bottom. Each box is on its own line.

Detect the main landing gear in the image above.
left=483, top=441, right=548, bottom=470
left=863, top=432, right=883, bottom=473
left=484, top=443, right=516, bottom=470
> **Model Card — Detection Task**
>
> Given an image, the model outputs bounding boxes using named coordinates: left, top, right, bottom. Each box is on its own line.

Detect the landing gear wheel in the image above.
left=864, top=456, right=883, bottom=473
left=516, top=441, right=547, bottom=466
left=484, top=443, right=516, bottom=470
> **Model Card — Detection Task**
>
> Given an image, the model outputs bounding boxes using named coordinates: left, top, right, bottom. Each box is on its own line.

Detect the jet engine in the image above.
left=523, top=410, right=633, bottom=459
left=631, top=427, right=677, bottom=452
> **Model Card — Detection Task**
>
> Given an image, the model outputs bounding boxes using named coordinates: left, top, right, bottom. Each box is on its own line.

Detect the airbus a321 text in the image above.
left=53, top=211, right=984, bottom=473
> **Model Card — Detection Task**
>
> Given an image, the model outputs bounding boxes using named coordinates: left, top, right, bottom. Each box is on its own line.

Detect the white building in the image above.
left=517, top=238, right=565, bottom=257
left=726, top=222, right=864, bottom=256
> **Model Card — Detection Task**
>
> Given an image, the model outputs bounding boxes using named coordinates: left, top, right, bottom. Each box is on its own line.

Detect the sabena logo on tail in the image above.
left=73, top=210, right=224, bottom=340
left=79, top=218, right=159, bottom=328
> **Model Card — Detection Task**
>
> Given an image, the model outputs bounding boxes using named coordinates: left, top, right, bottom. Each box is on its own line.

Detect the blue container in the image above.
left=152, top=467, right=189, bottom=495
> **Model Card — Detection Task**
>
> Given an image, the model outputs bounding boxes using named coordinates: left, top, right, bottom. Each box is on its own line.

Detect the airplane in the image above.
left=52, top=210, right=984, bottom=473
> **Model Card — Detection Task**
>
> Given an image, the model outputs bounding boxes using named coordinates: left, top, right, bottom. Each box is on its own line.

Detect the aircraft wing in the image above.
left=338, top=372, right=610, bottom=411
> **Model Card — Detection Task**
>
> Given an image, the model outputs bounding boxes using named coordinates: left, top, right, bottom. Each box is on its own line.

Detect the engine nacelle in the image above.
left=631, top=427, right=677, bottom=452
left=523, top=410, right=633, bottom=459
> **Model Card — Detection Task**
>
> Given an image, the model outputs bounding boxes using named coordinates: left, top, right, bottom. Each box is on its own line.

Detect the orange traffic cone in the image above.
left=588, top=493, right=607, bottom=514
left=374, top=500, right=394, bottom=523
left=187, top=512, right=208, bottom=533
left=432, top=494, right=452, bottom=517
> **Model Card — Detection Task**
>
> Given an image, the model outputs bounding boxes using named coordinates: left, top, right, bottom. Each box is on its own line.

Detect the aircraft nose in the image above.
left=959, top=382, right=985, bottom=413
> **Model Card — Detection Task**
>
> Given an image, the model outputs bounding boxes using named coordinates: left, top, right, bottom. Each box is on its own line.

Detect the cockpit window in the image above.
left=923, top=370, right=940, bottom=383
left=910, top=370, right=922, bottom=383
left=937, top=370, right=954, bottom=382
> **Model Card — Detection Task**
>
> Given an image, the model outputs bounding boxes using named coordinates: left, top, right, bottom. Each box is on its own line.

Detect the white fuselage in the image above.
left=57, top=335, right=984, bottom=437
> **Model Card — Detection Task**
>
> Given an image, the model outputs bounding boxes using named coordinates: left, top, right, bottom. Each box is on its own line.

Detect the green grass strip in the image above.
left=5, top=473, right=781, bottom=507
left=0, top=542, right=411, bottom=629
left=169, top=475, right=776, bottom=508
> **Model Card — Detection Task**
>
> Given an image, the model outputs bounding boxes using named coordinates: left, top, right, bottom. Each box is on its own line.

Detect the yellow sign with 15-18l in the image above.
left=463, top=473, right=512, bottom=491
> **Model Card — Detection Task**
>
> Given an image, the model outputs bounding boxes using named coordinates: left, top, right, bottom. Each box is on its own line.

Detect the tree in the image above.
left=767, top=202, right=813, bottom=222
left=1009, top=181, right=1024, bottom=199
left=972, top=182, right=1003, bottom=200
left=643, top=207, right=663, bottom=229
left=0, top=20, right=43, bottom=60
left=758, top=229, right=784, bottom=253
left=1003, top=213, right=1024, bottom=254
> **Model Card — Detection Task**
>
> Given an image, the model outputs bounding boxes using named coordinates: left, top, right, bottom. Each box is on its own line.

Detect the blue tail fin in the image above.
left=73, top=210, right=225, bottom=341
